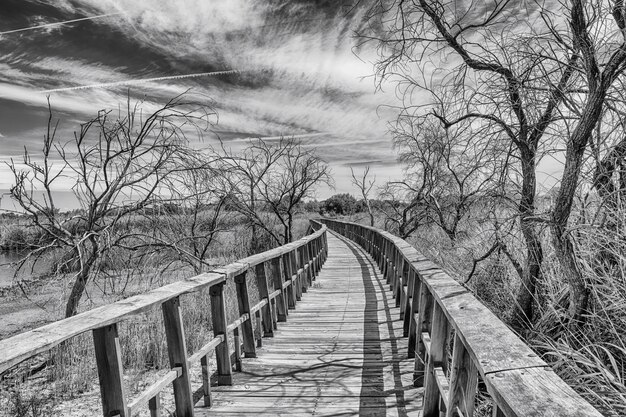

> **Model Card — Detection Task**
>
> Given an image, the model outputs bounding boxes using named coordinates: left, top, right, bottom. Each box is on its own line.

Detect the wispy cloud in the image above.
left=0, top=1, right=401, bottom=198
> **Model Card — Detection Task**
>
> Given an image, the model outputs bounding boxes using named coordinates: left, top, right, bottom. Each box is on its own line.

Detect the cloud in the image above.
left=0, top=1, right=402, bottom=197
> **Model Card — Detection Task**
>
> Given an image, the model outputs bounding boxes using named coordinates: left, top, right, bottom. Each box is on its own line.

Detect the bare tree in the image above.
left=214, top=138, right=331, bottom=251
left=8, top=95, right=213, bottom=317
left=257, top=140, right=332, bottom=244
left=549, top=0, right=626, bottom=324
left=360, top=0, right=579, bottom=329
left=350, top=166, right=376, bottom=226
left=378, top=180, right=429, bottom=239
left=132, top=151, right=230, bottom=274
left=393, top=117, right=504, bottom=242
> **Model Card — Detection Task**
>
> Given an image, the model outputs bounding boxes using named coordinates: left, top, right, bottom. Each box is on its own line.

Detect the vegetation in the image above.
left=342, top=1, right=626, bottom=413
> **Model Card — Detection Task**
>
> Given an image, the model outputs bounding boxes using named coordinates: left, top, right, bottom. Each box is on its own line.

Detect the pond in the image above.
left=0, top=251, right=46, bottom=288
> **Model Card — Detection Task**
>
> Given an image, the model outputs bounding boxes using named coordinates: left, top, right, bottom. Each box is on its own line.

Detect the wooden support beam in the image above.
left=397, top=257, right=408, bottom=311
left=93, top=323, right=128, bottom=417
left=298, top=246, right=309, bottom=293
left=293, top=250, right=303, bottom=301
left=255, top=262, right=274, bottom=337
left=407, top=270, right=421, bottom=357
left=210, top=283, right=233, bottom=385
left=415, top=281, right=433, bottom=387
left=282, top=252, right=296, bottom=309
left=423, top=303, right=449, bottom=417
left=200, top=354, right=212, bottom=407
left=446, top=333, right=479, bottom=417
left=235, top=272, right=257, bottom=358
left=149, top=395, right=160, bottom=417
left=233, top=327, right=242, bottom=372
left=162, top=297, right=194, bottom=416
left=403, top=268, right=416, bottom=337
left=270, top=257, right=288, bottom=322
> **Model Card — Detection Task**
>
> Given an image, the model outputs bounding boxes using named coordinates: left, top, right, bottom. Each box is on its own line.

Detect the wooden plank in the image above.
left=434, top=367, right=450, bottom=409
left=484, top=367, right=604, bottom=417
left=446, top=333, right=478, bottom=417
left=255, top=262, right=274, bottom=337
left=282, top=252, right=297, bottom=309
left=127, top=367, right=181, bottom=415
left=423, top=302, right=449, bottom=416
left=415, top=281, right=433, bottom=387
left=210, top=282, right=233, bottom=385
left=149, top=395, right=160, bottom=417
left=269, top=257, right=288, bottom=322
left=200, top=354, right=212, bottom=407
left=235, top=271, right=256, bottom=358
left=93, top=324, right=128, bottom=417
left=187, top=335, right=223, bottom=365
left=162, top=297, right=194, bottom=417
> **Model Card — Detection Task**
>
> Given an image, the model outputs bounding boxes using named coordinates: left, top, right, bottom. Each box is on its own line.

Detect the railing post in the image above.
left=395, top=254, right=404, bottom=307
left=162, top=297, right=194, bottom=416
left=403, top=267, right=417, bottom=337
left=423, top=303, right=449, bottom=417
left=415, top=281, right=433, bottom=387
left=389, top=247, right=397, bottom=291
left=283, top=251, right=297, bottom=309
left=210, top=283, right=233, bottom=385
left=298, top=245, right=309, bottom=293
left=381, top=239, right=389, bottom=279
left=255, top=262, right=275, bottom=337
left=293, top=249, right=303, bottom=301
left=235, top=272, right=257, bottom=358
left=446, top=333, right=478, bottom=417
left=270, top=256, right=288, bottom=322
left=200, top=355, right=212, bottom=407
left=306, top=242, right=314, bottom=285
left=93, top=323, right=128, bottom=417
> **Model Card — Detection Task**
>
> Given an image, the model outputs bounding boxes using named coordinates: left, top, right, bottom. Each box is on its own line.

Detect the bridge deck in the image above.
left=197, top=231, right=423, bottom=416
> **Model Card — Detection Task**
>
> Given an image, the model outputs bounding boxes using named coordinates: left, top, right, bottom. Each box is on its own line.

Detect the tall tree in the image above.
left=361, top=0, right=578, bottom=328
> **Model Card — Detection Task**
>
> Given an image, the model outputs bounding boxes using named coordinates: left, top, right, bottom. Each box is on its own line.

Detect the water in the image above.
left=0, top=251, right=33, bottom=287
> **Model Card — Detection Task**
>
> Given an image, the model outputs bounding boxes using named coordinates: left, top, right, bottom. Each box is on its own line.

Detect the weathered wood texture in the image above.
left=199, top=231, right=422, bottom=416
left=321, top=219, right=603, bottom=417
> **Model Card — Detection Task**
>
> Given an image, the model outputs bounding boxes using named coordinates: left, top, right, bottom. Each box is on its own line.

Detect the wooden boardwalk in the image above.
left=200, top=231, right=423, bottom=416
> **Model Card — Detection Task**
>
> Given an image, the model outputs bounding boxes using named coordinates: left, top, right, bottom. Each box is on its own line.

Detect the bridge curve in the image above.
left=205, top=230, right=420, bottom=416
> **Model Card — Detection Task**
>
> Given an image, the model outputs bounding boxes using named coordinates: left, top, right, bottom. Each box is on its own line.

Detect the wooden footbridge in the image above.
left=0, top=220, right=603, bottom=416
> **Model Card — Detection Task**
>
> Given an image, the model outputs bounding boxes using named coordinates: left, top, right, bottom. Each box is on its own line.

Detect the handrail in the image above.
left=0, top=220, right=328, bottom=417
left=320, top=218, right=602, bottom=417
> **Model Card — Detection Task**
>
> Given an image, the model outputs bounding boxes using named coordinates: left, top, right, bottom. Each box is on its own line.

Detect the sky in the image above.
left=0, top=0, right=405, bottom=208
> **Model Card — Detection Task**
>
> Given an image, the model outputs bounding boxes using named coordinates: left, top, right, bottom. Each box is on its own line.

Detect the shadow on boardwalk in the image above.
left=201, top=232, right=421, bottom=416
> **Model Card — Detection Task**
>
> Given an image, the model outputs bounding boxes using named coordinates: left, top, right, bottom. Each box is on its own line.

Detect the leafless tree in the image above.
left=548, top=0, right=626, bottom=324
left=8, top=94, right=214, bottom=317
left=214, top=138, right=331, bottom=251
left=131, top=151, right=231, bottom=275
left=350, top=166, right=376, bottom=226
left=393, top=117, right=505, bottom=242
left=257, top=140, right=332, bottom=244
left=359, top=0, right=579, bottom=329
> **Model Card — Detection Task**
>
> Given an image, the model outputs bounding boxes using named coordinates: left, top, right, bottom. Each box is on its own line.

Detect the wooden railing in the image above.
left=320, top=219, right=603, bottom=417
left=0, top=220, right=328, bottom=417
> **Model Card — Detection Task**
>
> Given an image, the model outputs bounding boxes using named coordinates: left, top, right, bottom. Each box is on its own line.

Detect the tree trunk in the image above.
left=512, top=149, right=543, bottom=331
left=287, top=213, right=293, bottom=244
left=551, top=126, right=594, bottom=325
left=65, top=240, right=98, bottom=317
